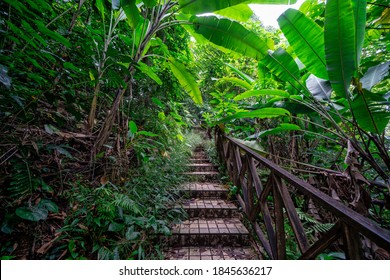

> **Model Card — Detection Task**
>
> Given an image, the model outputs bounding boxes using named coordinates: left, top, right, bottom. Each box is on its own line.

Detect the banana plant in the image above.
left=207, top=0, right=389, bottom=186
left=273, top=0, right=389, bottom=185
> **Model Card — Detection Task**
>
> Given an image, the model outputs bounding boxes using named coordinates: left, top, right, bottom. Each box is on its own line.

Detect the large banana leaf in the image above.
left=278, top=9, right=328, bottom=80
left=258, top=123, right=301, bottom=137
left=143, top=0, right=157, bottom=8
left=96, top=0, right=105, bottom=20
left=361, top=62, right=390, bottom=90
left=176, top=14, right=209, bottom=45
left=179, top=0, right=297, bottom=15
left=350, top=90, right=390, bottom=134
left=224, top=63, right=255, bottom=84
left=219, top=108, right=290, bottom=123
left=306, top=74, right=332, bottom=100
left=352, top=0, right=367, bottom=73
left=136, top=62, right=162, bottom=85
left=121, top=0, right=140, bottom=29
left=324, top=0, right=356, bottom=98
left=215, top=4, right=253, bottom=22
left=217, top=77, right=253, bottom=90
left=191, top=16, right=272, bottom=60
left=168, top=58, right=202, bottom=105
left=263, top=48, right=302, bottom=93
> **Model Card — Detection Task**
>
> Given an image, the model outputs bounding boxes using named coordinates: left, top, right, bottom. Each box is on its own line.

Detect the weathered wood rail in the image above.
left=215, top=128, right=390, bottom=259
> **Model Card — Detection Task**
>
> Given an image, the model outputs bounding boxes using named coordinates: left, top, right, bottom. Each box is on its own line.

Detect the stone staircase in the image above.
left=164, top=147, right=259, bottom=260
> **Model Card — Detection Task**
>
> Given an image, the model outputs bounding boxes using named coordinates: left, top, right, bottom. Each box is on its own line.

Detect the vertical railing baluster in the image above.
left=273, top=174, right=286, bottom=259
left=342, top=224, right=362, bottom=259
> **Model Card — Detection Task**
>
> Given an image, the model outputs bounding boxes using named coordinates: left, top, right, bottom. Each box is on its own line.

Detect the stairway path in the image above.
left=164, top=146, right=259, bottom=260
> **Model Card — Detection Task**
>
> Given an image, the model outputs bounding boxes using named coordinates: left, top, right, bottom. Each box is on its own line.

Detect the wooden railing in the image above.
left=215, top=129, right=390, bottom=259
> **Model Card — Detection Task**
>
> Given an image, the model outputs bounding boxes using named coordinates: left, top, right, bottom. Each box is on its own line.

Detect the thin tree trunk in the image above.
left=68, top=0, right=85, bottom=34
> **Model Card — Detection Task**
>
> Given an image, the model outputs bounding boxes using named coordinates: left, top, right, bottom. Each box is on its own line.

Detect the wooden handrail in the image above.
left=215, top=129, right=390, bottom=259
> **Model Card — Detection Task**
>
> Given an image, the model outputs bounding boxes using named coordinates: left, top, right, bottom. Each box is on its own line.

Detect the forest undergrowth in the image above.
left=0, top=131, right=204, bottom=260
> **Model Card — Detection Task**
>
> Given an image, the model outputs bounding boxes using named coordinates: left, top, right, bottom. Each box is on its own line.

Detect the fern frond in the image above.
left=9, top=160, right=35, bottom=198
left=96, top=202, right=116, bottom=221
left=97, top=247, right=115, bottom=260
left=297, top=208, right=334, bottom=234
left=312, top=223, right=335, bottom=233
left=297, top=208, right=319, bottom=224
left=113, top=194, right=141, bottom=214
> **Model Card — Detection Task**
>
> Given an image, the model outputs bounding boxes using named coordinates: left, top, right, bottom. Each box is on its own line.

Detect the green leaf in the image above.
left=217, top=77, right=252, bottom=90
left=108, top=222, right=125, bottom=232
left=44, top=124, right=58, bottom=134
left=126, top=226, right=140, bottom=240
left=1, top=214, right=15, bottom=234
left=137, top=131, right=158, bottom=137
left=214, top=4, right=253, bottom=22
left=16, top=206, right=48, bottom=222
left=143, top=0, right=157, bottom=8
left=220, top=108, right=290, bottom=123
left=258, top=123, right=301, bottom=137
left=121, top=0, right=140, bottom=29
left=129, top=121, right=138, bottom=134
left=306, top=74, right=332, bottom=100
left=176, top=14, right=210, bottom=45
left=351, top=90, right=390, bottom=134
left=7, top=21, right=38, bottom=49
left=179, top=0, right=297, bottom=14
left=278, top=9, right=328, bottom=79
left=352, top=0, right=367, bottom=73
left=168, top=57, right=202, bottom=105
left=132, top=17, right=150, bottom=48
left=39, top=199, right=59, bottom=213
left=136, top=62, right=162, bottom=85
left=89, top=71, right=95, bottom=81
left=231, top=138, right=267, bottom=156
left=63, top=62, right=82, bottom=73
left=96, top=0, right=105, bottom=20
left=21, top=20, right=47, bottom=47
left=264, top=48, right=302, bottom=93
left=224, top=63, right=255, bottom=84
left=151, top=97, right=164, bottom=108
left=34, top=21, right=71, bottom=47
left=46, top=145, right=73, bottom=158
left=324, top=0, right=356, bottom=98
left=360, top=62, right=390, bottom=90
left=191, top=16, right=272, bottom=60
left=0, top=64, right=12, bottom=89
left=234, top=89, right=289, bottom=101
left=112, top=0, right=120, bottom=9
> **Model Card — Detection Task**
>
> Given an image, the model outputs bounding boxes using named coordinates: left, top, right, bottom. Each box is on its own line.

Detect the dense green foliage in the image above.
left=0, top=0, right=389, bottom=259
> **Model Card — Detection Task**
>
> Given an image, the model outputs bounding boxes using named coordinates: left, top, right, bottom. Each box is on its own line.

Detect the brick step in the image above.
left=191, top=157, right=209, bottom=161
left=165, top=246, right=259, bottom=260
left=177, top=199, right=239, bottom=218
left=168, top=218, right=250, bottom=247
left=189, top=159, right=209, bottom=164
left=189, top=158, right=210, bottom=163
left=182, top=171, right=219, bottom=176
left=192, top=153, right=208, bottom=158
left=181, top=172, right=220, bottom=182
left=186, top=163, right=216, bottom=167
left=186, top=163, right=218, bottom=172
left=180, top=183, right=228, bottom=199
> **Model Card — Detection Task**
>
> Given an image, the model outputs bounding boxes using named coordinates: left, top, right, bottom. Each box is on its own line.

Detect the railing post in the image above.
left=214, top=130, right=390, bottom=260
left=274, top=177, right=286, bottom=259
left=342, top=223, right=362, bottom=259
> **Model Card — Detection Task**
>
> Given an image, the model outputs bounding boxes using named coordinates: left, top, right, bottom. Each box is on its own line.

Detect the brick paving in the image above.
left=165, top=146, right=259, bottom=260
